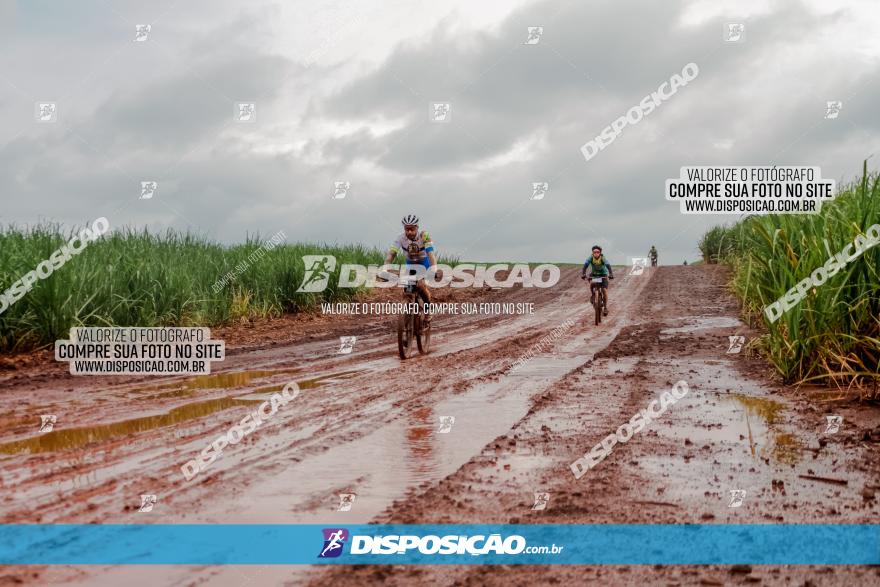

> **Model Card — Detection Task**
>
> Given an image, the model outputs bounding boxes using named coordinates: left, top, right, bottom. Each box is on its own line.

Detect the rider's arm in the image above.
left=384, top=237, right=401, bottom=266
left=422, top=231, right=437, bottom=270
left=581, top=259, right=590, bottom=278
left=605, top=260, right=614, bottom=278
left=383, top=248, right=396, bottom=266
left=422, top=231, right=434, bottom=254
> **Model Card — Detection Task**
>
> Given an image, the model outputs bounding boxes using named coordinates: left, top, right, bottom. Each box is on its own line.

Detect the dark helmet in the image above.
left=591, top=245, right=602, bottom=252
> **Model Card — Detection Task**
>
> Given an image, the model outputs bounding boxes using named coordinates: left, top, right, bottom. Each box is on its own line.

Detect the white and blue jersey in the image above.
left=390, top=231, right=434, bottom=268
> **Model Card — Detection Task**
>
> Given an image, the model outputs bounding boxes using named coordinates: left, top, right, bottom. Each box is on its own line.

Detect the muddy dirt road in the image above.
left=1, top=267, right=878, bottom=586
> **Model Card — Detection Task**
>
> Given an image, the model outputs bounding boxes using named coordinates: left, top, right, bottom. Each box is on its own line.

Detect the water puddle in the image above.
left=0, top=397, right=260, bottom=455
left=0, top=370, right=361, bottom=456
left=730, top=394, right=801, bottom=464
left=211, top=372, right=544, bottom=523
left=135, top=368, right=303, bottom=400
left=668, top=391, right=802, bottom=464
left=216, top=329, right=610, bottom=524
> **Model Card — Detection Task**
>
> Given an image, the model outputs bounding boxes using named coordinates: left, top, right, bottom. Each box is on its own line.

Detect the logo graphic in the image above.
left=531, top=182, right=549, bottom=200
left=134, top=24, right=151, bottom=42
left=35, top=102, right=57, bottom=123
left=430, top=102, right=451, bottom=123
left=728, top=489, right=746, bottom=508
left=524, top=27, right=543, bottom=45
left=724, top=23, right=745, bottom=42
left=337, top=493, right=356, bottom=512
left=338, top=336, right=356, bottom=354
left=532, top=492, right=550, bottom=510
left=39, top=414, right=57, bottom=433
left=333, top=181, right=350, bottom=199
left=630, top=257, right=648, bottom=275
left=236, top=102, right=256, bottom=122
left=140, top=181, right=158, bottom=200
left=139, top=494, right=157, bottom=512
left=726, top=335, right=746, bottom=354
left=297, top=255, right=337, bottom=292
left=438, top=416, right=455, bottom=434
left=825, top=101, right=843, bottom=119
left=824, top=415, right=843, bottom=434
left=319, top=528, right=349, bottom=558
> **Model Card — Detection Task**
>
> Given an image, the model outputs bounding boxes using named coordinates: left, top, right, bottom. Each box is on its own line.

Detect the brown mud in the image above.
left=1, top=266, right=878, bottom=587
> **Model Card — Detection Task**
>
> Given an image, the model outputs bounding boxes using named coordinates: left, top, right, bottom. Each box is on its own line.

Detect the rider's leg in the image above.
left=416, top=280, right=432, bottom=324
left=590, top=283, right=596, bottom=305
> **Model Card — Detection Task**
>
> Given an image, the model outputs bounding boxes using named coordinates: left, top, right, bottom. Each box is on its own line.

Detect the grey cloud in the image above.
left=2, top=0, right=879, bottom=265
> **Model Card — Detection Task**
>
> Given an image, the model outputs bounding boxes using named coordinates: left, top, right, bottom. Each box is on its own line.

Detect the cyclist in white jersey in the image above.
left=383, top=214, right=437, bottom=323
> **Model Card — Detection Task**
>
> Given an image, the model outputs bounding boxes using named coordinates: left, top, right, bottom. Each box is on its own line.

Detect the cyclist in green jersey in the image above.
left=581, top=245, right=614, bottom=315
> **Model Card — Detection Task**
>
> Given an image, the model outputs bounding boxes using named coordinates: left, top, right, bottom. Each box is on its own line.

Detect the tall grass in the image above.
left=0, top=226, right=441, bottom=352
left=700, top=162, right=880, bottom=391
left=698, top=225, right=740, bottom=264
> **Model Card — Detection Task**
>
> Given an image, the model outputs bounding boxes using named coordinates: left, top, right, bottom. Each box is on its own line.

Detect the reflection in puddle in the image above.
left=226, top=377, right=538, bottom=524
left=732, top=394, right=784, bottom=425
left=406, top=406, right=435, bottom=475
left=137, top=368, right=303, bottom=400
left=0, top=370, right=361, bottom=455
left=771, top=432, right=801, bottom=465
left=730, top=394, right=801, bottom=464
left=0, top=397, right=259, bottom=455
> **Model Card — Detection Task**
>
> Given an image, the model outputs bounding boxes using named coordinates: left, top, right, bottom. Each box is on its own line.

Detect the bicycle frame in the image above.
left=397, top=276, right=431, bottom=358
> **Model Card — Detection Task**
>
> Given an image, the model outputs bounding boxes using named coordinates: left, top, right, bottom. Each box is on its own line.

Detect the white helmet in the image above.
left=401, top=214, right=419, bottom=226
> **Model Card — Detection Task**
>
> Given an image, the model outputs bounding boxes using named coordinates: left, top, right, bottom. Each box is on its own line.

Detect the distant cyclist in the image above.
left=383, top=214, right=437, bottom=323
left=581, top=245, right=614, bottom=315
left=649, top=245, right=658, bottom=267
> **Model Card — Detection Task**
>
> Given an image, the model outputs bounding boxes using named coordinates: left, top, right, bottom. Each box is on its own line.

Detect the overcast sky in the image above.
left=2, top=0, right=879, bottom=264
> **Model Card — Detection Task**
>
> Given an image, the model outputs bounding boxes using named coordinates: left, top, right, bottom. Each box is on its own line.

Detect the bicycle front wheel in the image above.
left=397, top=313, right=415, bottom=359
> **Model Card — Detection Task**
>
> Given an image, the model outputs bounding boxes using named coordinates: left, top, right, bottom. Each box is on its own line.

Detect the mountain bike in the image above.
left=397, top=275, right=431, bottom=359
left=587, top=276, right=609, bottom=325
